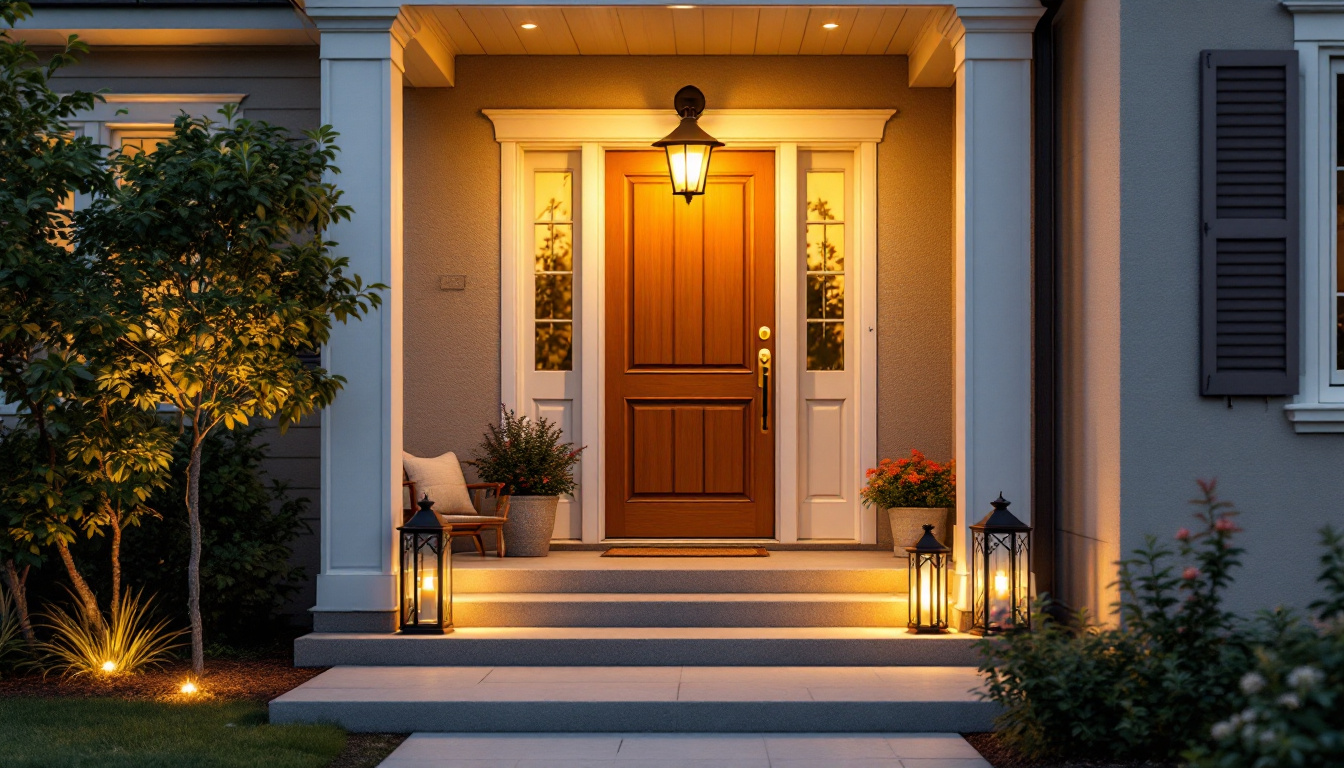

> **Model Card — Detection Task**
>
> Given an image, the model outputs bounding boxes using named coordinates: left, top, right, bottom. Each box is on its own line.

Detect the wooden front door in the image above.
left=604, top=151, right=776, bottom=538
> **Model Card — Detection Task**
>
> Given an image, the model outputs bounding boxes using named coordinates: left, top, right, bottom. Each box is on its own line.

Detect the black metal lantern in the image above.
left=906, top=524, right=951, bottom=634
left=398, top=494, right=452, bottom=634
left=652, top=85, right=724, bottom=203
left=969, top=494, right=1032, bottom=635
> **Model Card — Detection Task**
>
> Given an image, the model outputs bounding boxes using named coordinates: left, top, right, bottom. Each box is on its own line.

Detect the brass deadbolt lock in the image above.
left=758, top=326, right=771, bottom=341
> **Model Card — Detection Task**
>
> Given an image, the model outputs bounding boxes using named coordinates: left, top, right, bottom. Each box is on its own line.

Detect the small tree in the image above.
left=0, top=0, right=113, bottom=623
left=81, top=108, right=382, bottom=674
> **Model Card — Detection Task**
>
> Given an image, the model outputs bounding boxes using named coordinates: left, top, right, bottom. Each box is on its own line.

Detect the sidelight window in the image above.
left=534, top=170, right=574, bottom=370
left=805, top=170, right=846, bottom=371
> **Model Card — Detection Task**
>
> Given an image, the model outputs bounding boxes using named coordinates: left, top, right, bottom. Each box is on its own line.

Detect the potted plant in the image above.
left=861, top=450, right=955, bottom=556
left=469, top=407, right=583, bottom=557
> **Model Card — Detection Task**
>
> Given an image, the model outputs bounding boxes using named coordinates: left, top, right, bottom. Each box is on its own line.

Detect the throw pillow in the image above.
left=402, top=451, right=477, bottom=514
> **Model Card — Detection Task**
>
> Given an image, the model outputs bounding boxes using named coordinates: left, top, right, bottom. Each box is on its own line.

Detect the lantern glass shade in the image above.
left=398, top=496, right=452, bottom=634
left=662, top=142, right=715, bottom=200
left=970, top=494, right=1032, bottom=635
left=652, top=86, right=724, bottom=203
left=905, top=524, right=951, bottom=634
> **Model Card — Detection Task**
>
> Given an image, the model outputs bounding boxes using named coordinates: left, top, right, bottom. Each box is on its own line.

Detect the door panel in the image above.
left=605, top=150, right=775, bottom=538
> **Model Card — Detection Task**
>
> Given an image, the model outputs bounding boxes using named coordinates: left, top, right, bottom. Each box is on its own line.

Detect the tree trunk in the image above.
left=1, top=560, right=34, bottom=645
left=109, top=504, right=122, bottom=621
left=55, top=539, right=100, bottom=620
left=187, top=436, right=204, bottom=675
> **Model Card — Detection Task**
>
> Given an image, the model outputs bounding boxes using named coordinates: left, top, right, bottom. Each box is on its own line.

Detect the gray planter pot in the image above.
left=882, top=507, right=953, bottom=556
left=502, top=495, right=558, bottom=557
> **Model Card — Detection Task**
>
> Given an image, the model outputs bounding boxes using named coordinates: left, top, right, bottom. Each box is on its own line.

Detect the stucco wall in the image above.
left=50, top=46, right=323, bottom=623
left=1055, top=0, right=1123, bottom=618
left=1118, top=0, right=1344, bottom=615
left=403, top=55, right=957, bottom=487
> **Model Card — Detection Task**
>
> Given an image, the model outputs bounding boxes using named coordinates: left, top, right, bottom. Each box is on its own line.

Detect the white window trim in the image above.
left=487, top=108, right=892, bottom=543
left=1285, top=2, right=1344, bottom=431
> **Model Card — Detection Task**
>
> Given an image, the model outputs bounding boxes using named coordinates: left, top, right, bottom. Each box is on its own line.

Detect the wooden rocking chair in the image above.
left=402, top=474, right=511, bottom=557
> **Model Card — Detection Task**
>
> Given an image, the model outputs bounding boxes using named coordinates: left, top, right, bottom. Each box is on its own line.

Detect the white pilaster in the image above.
left=312, top=9, right=409, bottom=623
left=945, top=7, right=1042, bottom=609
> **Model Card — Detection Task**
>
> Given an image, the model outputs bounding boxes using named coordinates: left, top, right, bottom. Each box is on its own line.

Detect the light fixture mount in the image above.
left=652, top=85, right=724, bottom=203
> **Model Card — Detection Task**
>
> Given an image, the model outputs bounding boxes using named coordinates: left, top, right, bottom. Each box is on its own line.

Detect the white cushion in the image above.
left=402, top=451, right=477, bottom=515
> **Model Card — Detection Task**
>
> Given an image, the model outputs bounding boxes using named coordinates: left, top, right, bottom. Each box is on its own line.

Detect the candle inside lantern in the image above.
left=918, top=563, right=934, bottom=626
left=419, top=564, right=438, bottom=623
left=993, top=570, right=1009, bottom=598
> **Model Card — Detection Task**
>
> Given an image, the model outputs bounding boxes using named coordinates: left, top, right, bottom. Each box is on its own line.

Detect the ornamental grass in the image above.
left=38, top=589, right=184, bottom=677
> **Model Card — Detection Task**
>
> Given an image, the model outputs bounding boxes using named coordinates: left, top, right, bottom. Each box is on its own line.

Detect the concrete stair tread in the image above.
left=457, top=592, right=906, bottom=603
left=305, top=627, right=963, bottom=639
left=270, top=665, right=996, bottom=733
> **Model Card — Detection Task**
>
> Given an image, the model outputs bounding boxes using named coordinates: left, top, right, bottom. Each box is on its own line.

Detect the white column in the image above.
left=311, top=10, right=409, bottom=630
left=945, top=8, right=1042, bottom=612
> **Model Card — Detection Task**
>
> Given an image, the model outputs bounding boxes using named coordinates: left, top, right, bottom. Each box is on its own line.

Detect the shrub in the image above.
left=860, top=449, right=954, bottom=509
left=977, top=480, right=1256, bottom=761
left=37, top=588, right=182, bottom=676
left=0, top=582, right=24, bottom=674
left=115, top=426, right=309, bottom=647
left=1186, top=528, right=1344, bottom=768
left=470, top=406, right=584, bottom=497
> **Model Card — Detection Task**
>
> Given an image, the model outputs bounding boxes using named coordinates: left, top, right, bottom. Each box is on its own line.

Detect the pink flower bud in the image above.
left=1176, top=528, right=1191, bottom=541
left=1215, top=518, right=1238, bottom=533
left=1183, top=567, right=1200, bottom=581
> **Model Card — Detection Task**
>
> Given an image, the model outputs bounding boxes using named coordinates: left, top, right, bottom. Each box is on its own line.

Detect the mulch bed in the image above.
left=964, top=733, right=1179, bottom=768
left=0, top=658, right=324, bottom=703
left=327, top=734, right=408, bottom=768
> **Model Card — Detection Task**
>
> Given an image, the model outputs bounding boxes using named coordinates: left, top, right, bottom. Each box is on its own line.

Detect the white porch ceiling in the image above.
left=426, top=5, right=945, bottom=56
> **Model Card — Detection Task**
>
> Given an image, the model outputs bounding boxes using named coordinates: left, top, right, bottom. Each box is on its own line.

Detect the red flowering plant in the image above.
left=860, top=449, right=955, bottom=509
left=468, top=406, right=584, bottom=497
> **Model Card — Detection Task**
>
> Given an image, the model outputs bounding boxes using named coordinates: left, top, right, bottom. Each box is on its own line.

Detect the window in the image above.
left=805, top=171, right=845, bottom=371
left=534, top=170, right=574, bottom=371
left=114, top=129, right=174, bottom=157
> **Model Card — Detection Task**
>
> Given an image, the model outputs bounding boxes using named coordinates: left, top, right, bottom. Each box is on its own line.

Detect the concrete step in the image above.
left=453, top=551, right=906, bottom=595
left=455, top=592, right=907, bottom=628
left=269, top=665, right=998, bottom=734
left=294, top=628, right=982, bottom=667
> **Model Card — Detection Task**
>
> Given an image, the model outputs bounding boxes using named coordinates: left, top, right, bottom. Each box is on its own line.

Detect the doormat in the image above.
left=601, top=546, right=770, bottom=557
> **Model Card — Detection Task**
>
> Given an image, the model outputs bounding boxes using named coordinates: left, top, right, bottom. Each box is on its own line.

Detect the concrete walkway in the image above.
left=377, top=732, right=992, bottom=767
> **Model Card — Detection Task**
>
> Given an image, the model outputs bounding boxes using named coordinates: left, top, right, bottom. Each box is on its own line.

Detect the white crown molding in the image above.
left=482, top=109, right=898, bottom=146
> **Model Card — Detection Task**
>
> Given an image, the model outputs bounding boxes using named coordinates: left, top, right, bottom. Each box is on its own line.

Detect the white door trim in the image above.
left=489, top=108, right=893, bottom=543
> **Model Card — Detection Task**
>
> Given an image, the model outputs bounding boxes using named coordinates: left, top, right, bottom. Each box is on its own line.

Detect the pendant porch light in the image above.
left=653, top=85, right=724, bottom=203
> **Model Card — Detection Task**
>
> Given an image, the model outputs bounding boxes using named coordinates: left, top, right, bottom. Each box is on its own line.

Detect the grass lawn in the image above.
left=0, top=698, right=347, bottom=768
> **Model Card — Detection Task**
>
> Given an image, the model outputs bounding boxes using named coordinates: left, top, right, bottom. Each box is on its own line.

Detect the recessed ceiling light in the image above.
left=667, top=5, right=695, bottom=9
left=520, top=22, right=537, bottom=29
left=822, top=22, right=839, bottom=29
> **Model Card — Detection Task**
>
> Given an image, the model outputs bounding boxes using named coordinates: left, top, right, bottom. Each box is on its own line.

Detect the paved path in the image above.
left=376, top=732, right=992, bottom=767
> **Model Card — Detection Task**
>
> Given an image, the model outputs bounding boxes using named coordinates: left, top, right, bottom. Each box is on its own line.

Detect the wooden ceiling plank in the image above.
left=887, top=6, right=932, bottom=55
left=454, top=7, right=524, bottom=55
left=842, top=7, right=884, bottom=55
left=564, top=7, right=629, bottom=55
left=431, top=8, right=484, bottom=56
left=504, top=8, right=578, bottom=55
left=641, top=7, right=678, bottom=55
left=616, top=7, right=650, bottom=55
left=753, top=7, right=786, bottom=55
left=776, top=6, right=809, bottom=55
left=671, top=8, right=704, bottom=55
left=702, top=7, right=734, bottom=55
left=798, top=7, right=833, bottom=55
left=821, top=7, right=859, bottom=55
left=863, top=8, right=905, bottom=55
left=729, top=8, right=760, bottom=55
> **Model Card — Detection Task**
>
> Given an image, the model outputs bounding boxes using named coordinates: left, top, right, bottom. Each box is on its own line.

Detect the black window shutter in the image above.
left=1201, top=50, right=1300, bottom=396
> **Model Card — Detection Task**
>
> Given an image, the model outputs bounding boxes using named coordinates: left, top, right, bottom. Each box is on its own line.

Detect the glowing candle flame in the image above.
left=993, top=570, right=1009, bottom=598
left=421, top=575, right=435, bottom=591
left=101, top=660, right=117, bottom=673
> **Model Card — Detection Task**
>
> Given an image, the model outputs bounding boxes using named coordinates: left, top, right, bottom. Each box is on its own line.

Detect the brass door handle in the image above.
left=757, top=348, right=771, bottom=432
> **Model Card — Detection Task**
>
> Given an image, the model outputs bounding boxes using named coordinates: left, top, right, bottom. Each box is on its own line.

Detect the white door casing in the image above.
left=490, top=109, right=890, bottom=543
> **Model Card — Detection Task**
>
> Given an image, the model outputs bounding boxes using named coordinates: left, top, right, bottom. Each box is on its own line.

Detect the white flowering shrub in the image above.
left=1188, top=528, right=1344, bottom=768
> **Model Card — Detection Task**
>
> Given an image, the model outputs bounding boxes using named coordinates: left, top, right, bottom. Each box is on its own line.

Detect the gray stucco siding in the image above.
left=1119, top=0, right=1344, bottom=615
